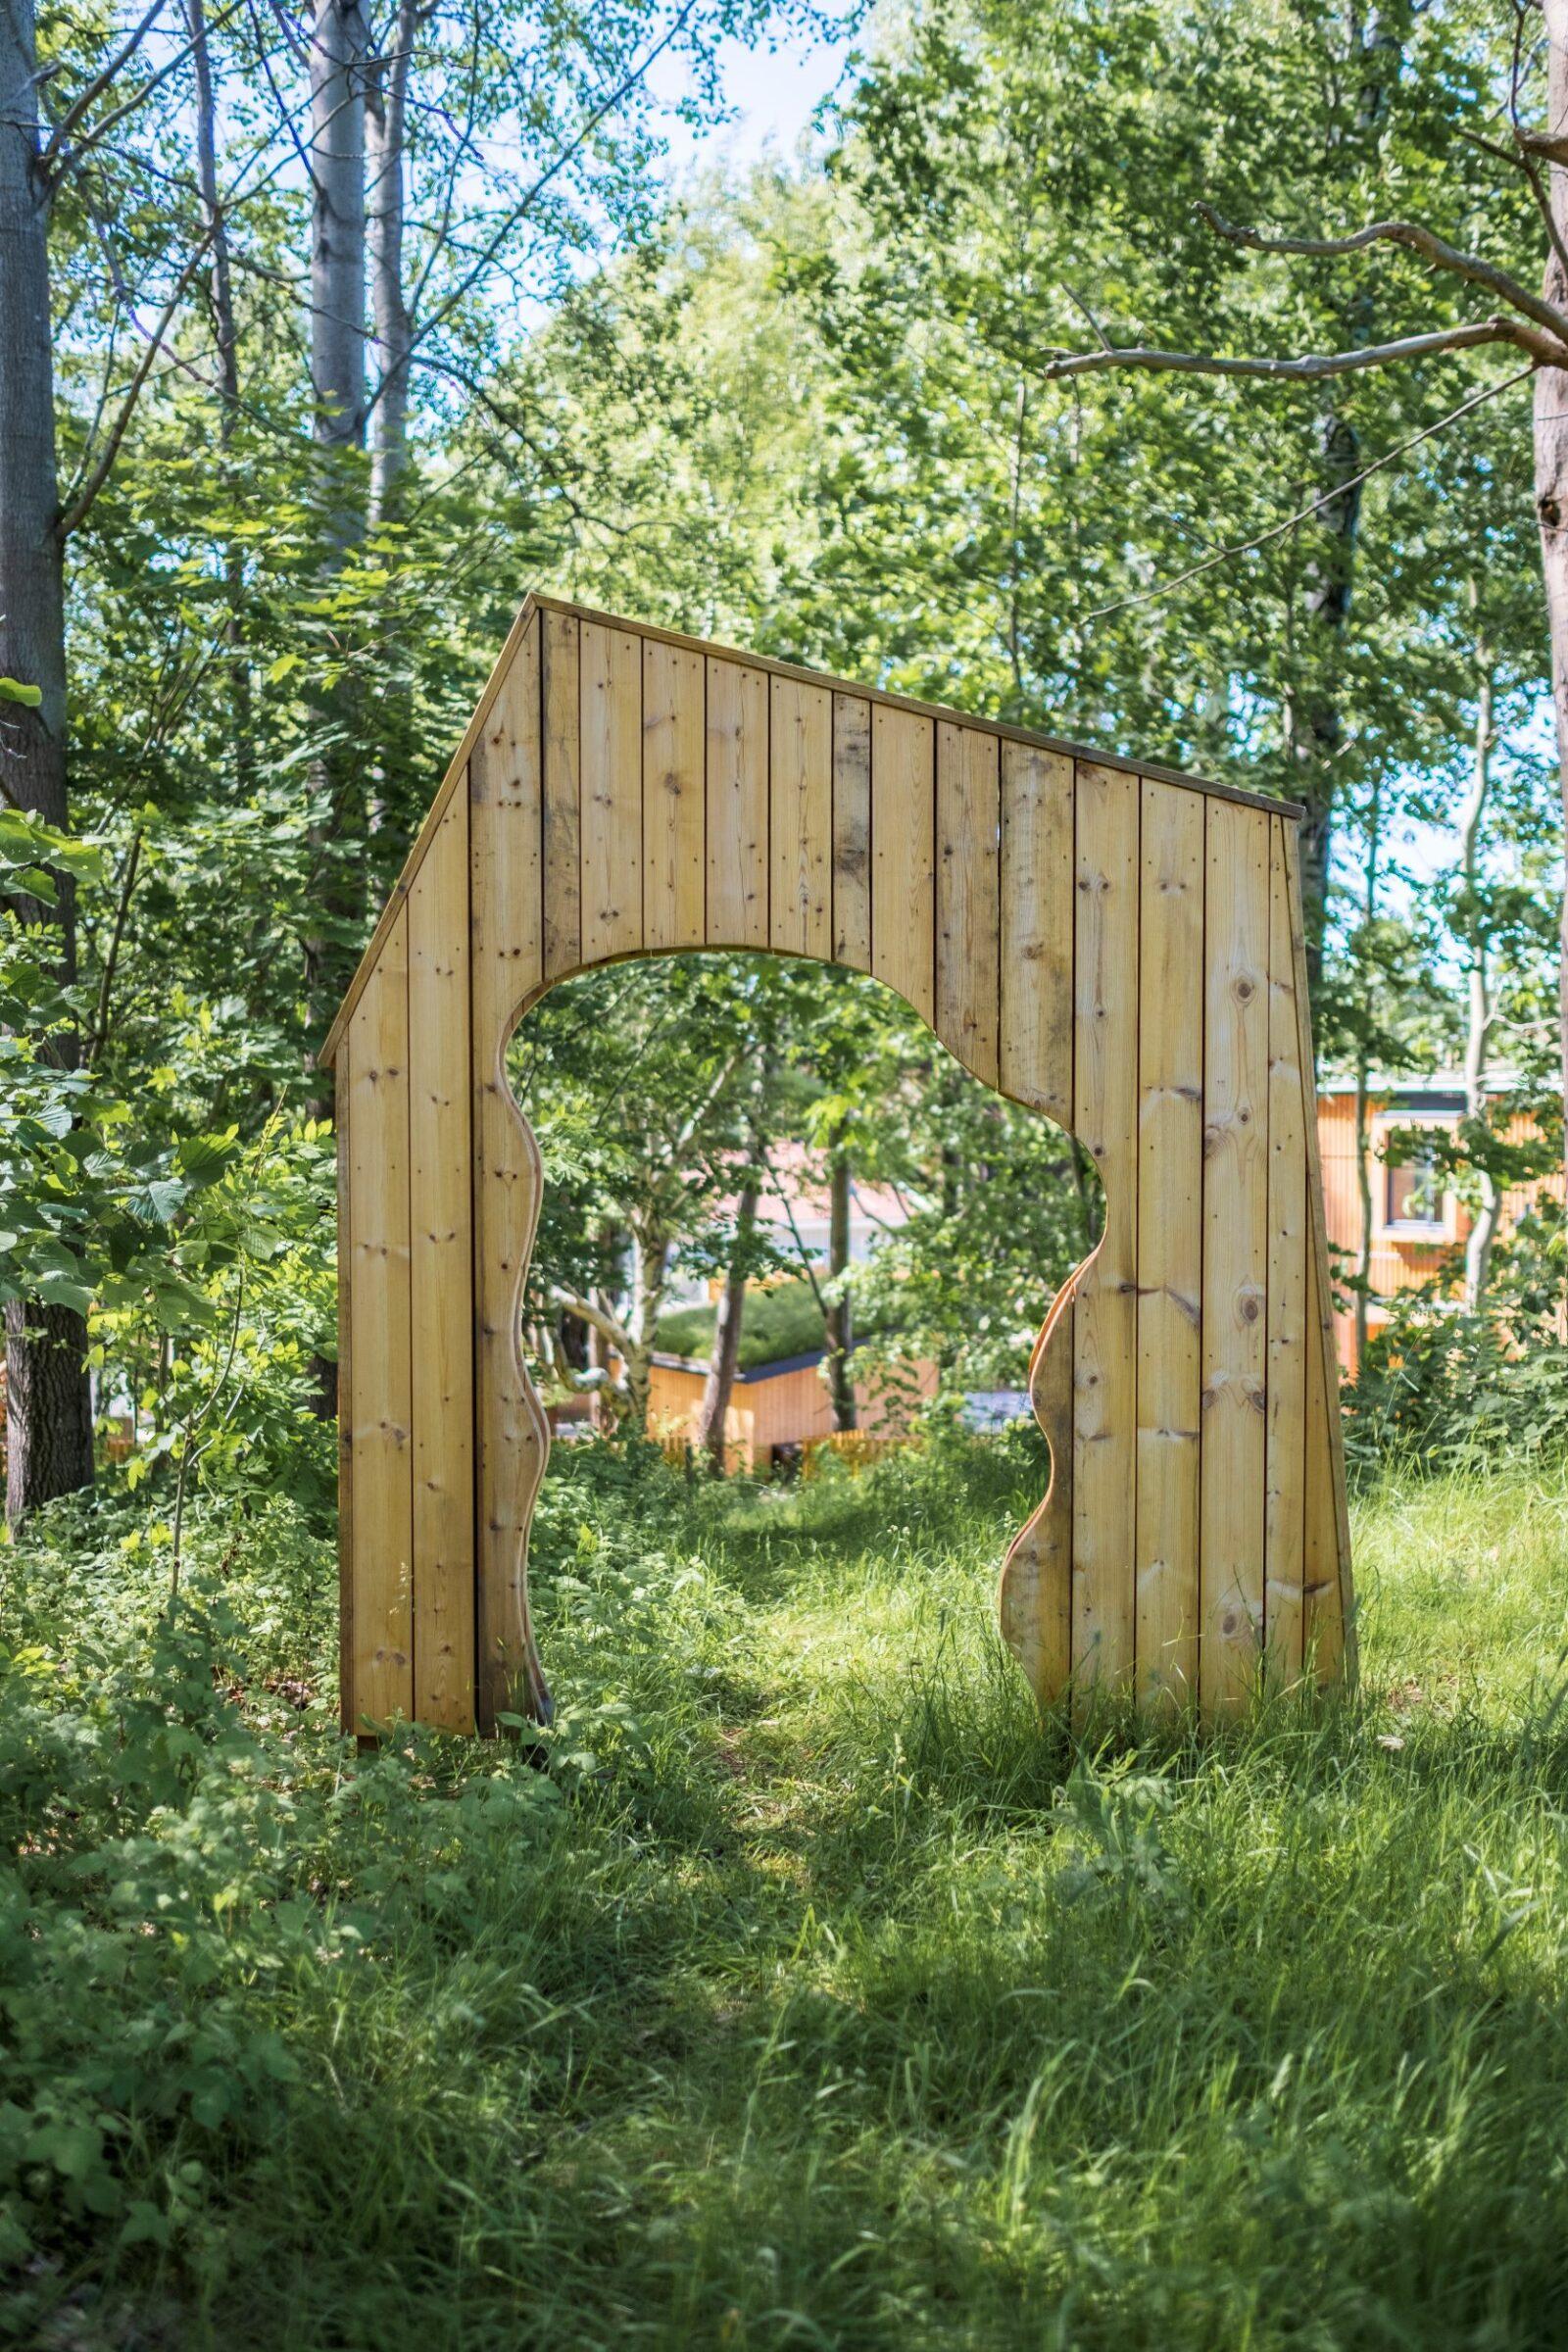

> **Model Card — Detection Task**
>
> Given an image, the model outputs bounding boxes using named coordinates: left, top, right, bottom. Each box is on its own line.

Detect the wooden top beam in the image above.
left=318, top=589, right=1305, bottom=1069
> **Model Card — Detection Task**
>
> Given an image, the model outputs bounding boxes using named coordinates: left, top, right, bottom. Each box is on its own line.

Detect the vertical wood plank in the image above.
left=580, top=620, right=643, bottom=963
left=336, top=1034, right=355, bottom=1733
left=643, top=638, right=705, bottom=952
left=541, top=610, right=580, bottom=983
left=832, top=694, right=872, bottom=972
left=1200, top=798, right=1270, bottom=1710
left=408, top=790, right=474, bottom=1731
left=1265, top=817, right=1307, bottom=1687
left=470, top=617, right=552, bottom=1731
left=870, top=705, right=935, bottom=1024
left=705, top=657, right=768, bottom=948
left=999, top=742, right=1073, bottom=1128
left=1072, top=761, right=1140, bottom=1694
left=1281, top=823, right=1356, bottom=1685
left=1135, top=780, right=1203, bottom=1710
left=347, top=911, right=413, bottom=1725
left=936, top=722, right=1001, bottom=1089
left=768, top=675, right=831, bottom=957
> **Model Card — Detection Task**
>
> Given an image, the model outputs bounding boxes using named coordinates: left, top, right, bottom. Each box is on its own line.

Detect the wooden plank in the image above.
left=325, top=589, right=1304, bottom=1073
left=1071, top=761, right=1140, bottom=1695
left=580, top=619, right=643, bottom=964
left=706, top=657, right=768, bottom=948
left=1200, top=799, right=1270, bottom=1711
left=336, top=1032, right=355, bottom=1733
left=1280, top=824, right=1356, bottom=1685
left=542, top=609, right=581, bottom=983
left=936, top=722, right=1001, bottom=1088
left=346, top=911, right=414, bottom=1726
left=408, top=789, right=475, bottom=1732
left=999, top=741, right=1073, bottom=1128
left=870, top=704, right=935, bottom=1024
left=470, top=616, right=552, bottom=1731
left=643, top=637, right=705, bottom=952
left=999, top=1280, right=1075, bottom=1702
left=1264, top=817, right=1307, bottom=1688
left=832, top=694, right=872, bottom=972
left=1135, top=780, right=1203, bottom=1711
left=768, top=675, right=832, bottom=957
left=527, top=596, right=1307, bottom=821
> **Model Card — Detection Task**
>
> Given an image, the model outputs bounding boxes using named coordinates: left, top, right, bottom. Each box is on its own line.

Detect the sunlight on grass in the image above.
left=4, top=1440, right=1568, bottom=2346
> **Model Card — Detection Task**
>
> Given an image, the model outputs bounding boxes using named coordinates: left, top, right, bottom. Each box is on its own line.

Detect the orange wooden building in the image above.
left=643, top=1348, right=940, bottom=1473
left=1316, top=1073, right=1561, bottom=1373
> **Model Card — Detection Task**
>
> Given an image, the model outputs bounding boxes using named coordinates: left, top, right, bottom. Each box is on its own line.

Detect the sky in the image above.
left=651, top=15, right=864, bottom=180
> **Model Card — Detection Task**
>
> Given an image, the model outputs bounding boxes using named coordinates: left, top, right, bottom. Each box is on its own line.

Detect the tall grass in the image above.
left=2, top=1438, right=1567, bottom=2348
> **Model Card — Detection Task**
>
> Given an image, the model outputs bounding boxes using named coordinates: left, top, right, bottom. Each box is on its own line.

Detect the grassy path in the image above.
left=4, top=1444, right=1568, bottom=2347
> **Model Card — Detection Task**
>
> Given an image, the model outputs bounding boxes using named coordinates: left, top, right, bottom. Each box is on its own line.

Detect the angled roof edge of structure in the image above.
left=318, top=588, right=1306, bottom=1071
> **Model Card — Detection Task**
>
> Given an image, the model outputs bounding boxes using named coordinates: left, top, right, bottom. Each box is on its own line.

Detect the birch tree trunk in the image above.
left=367, top=0, right=420, bottom=523
left=185, top=0, right=252, bottom=792
left=0, top=0, right=94, bottom=1516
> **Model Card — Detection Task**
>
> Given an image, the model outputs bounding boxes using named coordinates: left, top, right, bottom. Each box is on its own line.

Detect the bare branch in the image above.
left=1193, top=200, right=1568, bottom=347
left=1041, top=316, right=1559, bottom=384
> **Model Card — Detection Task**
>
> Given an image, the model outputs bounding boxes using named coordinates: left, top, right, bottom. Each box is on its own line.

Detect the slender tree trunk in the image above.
left=697, top=1183, right=757, bottom=1469
left=1537, top=1, right=1568, bottom=1220
left=304, top=0, right=369, bottom=1043
left=185, top=0, right=252, bottom=794
left=620, top=1224, right=669, bottom=1437
left=1288, top=9, right=1404, bottom=977
left=824, top=1137, right=857, bottom=1433
left=367, top=0, right=419, bottom=524
left=0, top=0, right=94, bottom=1517
left=1459, top=644, right=1499, bottom=1309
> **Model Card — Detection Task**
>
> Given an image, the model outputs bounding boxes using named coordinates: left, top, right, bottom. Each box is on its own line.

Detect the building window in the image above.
left=1383, top=1138, right=1447, bottom=1235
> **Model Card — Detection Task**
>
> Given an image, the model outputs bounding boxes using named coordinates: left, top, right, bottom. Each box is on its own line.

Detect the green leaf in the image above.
left=0, top=677, right=41, bottom=709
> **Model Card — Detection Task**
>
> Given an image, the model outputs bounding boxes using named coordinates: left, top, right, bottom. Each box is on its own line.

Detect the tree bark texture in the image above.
left=0, top=0, right=94, bottom=1515
left=367, top=0, right=420, bottom=521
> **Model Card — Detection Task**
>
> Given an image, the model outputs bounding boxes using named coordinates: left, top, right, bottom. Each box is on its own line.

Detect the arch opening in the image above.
left=503, top=949, right=1103, bottom=1717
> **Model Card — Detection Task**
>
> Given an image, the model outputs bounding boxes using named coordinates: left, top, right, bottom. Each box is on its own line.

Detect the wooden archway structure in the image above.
left=319, top=594, right=1354, bottom=1736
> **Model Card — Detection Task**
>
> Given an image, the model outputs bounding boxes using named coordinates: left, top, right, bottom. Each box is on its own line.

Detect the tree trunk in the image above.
left=304, top=0, right=369, bottom=1048
left=1290, top=406, right=1363, bottom=978
left=1287, top=10, right=1404, bottom=976
left=1459, top=646, right=1499, bottom=1309
left=0, top=0, right=94, bottom=1516
left=824, top=1140, right=857, bottom=1433
left=697, top=1184, right=757, bottom=1469
left=185, top=0, right=252, bottom=795
left=620, top=1224, right=669, bottom=1438
left=1537, top=1, right=1568, bottom=1219
left=367, top=0, right=419, bottom=523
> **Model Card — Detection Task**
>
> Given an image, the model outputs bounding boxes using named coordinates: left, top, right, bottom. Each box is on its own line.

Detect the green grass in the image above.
left=4, top=1435, right=1568, bottom=2348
